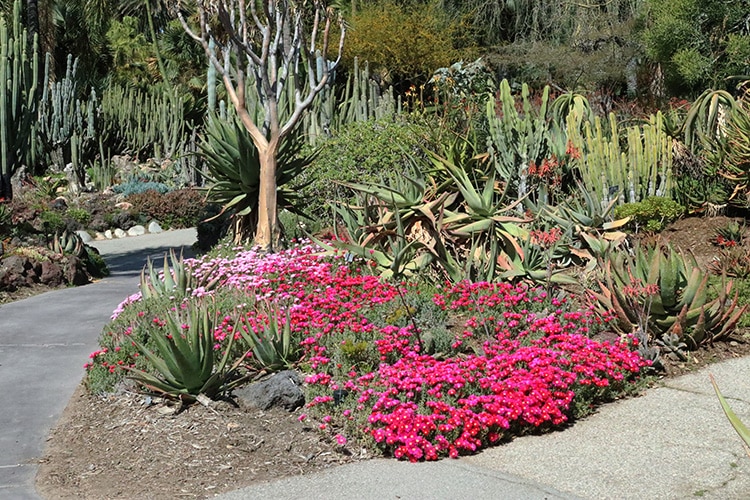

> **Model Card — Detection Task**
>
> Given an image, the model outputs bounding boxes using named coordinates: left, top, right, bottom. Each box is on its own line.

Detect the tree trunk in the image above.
left=254, top=148, right=281, bottom=251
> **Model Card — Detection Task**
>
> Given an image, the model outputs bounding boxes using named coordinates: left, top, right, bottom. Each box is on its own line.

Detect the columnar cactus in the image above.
left=0, top=0, right=39, bottom=200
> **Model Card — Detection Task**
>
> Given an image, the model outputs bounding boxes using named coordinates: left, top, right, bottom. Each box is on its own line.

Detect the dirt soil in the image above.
left=36, top=385, right=361, bottom=500
left=32, top=215, right=750, bottom=500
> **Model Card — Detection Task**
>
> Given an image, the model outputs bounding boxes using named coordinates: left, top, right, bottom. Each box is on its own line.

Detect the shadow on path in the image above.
left=0, top=229, right=197, bottom=500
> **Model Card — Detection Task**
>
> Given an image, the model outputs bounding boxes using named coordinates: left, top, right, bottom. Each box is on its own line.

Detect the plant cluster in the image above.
left=126, top=188, right=207, bottom=229
left=591, top=244, right=747, bottom=359
left=613, top=197, right=685, bottom=233
left=86, top=241, right=649, bottom=461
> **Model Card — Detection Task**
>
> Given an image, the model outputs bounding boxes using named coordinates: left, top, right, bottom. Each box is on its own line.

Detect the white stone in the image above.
left=95, top=232, right=106, bottom=240
left=76, top=230, right=93, bottom=243
left=114, top=228, right=127, bottom=238
left=104, top=230, right=113, bottom=239
left=148, top=221, right=163, bottom=234
left=128, top=225, right=146, bottom=236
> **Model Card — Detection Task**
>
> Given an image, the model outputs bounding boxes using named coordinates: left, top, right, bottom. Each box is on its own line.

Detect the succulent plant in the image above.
left=139, top=249, right=220, bottom=300
left=49, top=229, right=87, bottom=259
left=126, top=299, right=245, bottom=401
left=591, top=243, right=747, bottom=350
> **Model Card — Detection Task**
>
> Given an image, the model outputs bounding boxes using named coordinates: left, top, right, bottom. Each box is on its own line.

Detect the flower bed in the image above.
left=87, top=241, right=649, bottom=461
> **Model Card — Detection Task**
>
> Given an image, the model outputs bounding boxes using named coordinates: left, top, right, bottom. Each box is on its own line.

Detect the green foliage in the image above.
left=640, top=0, right=750, bottom=93
left=39, top=210, right=66, bottom=234
left=113, top=181, right=170, bottom=196
left=613, top=197, right=685, bottom=233
left=37, top=54, right=98, bottom=185
left=139, top=250, right=219, bottom=301
left=85, top=294, right=178, bottom=395
left=240, top=302, right=302, bottom=372
left=126, top=298, right=244, bottom=401
left=723, top=105, right=750, bottom=207
left=711, top=374, right=750, bottom=459
left=199, top=113, right=313, bottom=237
left=105, top=16, right=156, bottom=88
left=567, top=112, right=675, bottom=209
left=344, top=0, right=463, bottom=85
left=301, top=118, right=431, bottom=222
left=127, top=188, right=206, bottom=229
left=0, top=0, right=39, bottom=199
left=314, top=133, right=533, bottom=284
left=709, top=246, right=750, bottom=280
left=99, top=83, right=194, bottom=174
left=65, top=208, right=91, bottom=227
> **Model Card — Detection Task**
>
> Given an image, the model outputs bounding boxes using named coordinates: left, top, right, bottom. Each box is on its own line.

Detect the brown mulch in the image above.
left=35, top=385, right=363, bottom=500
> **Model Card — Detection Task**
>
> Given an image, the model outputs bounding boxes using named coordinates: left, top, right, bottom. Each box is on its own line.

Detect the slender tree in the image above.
left=175, top=0, right=345, bottom=250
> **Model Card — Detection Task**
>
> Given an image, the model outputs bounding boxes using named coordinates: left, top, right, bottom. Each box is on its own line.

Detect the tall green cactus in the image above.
left=100, top=84, right=187, bottom=162
left=0, top=0, right=39, bottom=200
left=302, top=57, right=397, bottom=146
left=486, top=79, right=554, bottom=205
left=567, top=111, right=674, bottom=209
left=37, top=53, right=98, bottom=189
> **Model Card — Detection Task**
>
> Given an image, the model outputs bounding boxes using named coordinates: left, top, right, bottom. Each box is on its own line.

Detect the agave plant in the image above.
left=49, top=229, right=87, bottom=259
left=140, top=249, right=220, bottom=300
left=240, top=301, right=301, bottom=372
left=591, top=243, right=747, bottom=350
left=126, top=299, right=246, bottom=401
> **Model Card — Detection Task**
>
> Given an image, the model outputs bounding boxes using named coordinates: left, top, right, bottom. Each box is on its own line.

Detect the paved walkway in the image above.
left=2, top=228, right=750, bottom=499
left=0, top=229, right=197, bottom=499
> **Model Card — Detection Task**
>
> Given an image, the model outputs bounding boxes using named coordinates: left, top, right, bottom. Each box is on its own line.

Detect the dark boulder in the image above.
left=235, top=370, right=305, bottom=411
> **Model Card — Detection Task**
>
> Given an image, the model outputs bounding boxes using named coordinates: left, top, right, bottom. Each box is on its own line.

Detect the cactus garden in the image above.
left=0, top=0, right=746, bottom=497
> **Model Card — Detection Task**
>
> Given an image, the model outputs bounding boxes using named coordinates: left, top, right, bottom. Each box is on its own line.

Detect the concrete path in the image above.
left=0, top=229, right=197, bottom=499
left=2, top=228, right=750, bottom=499
left=217, top=357, right=750, bottom=500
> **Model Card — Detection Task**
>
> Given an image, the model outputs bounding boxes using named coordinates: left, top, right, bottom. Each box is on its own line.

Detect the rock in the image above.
left=63, top=256, right=90, bottom=286
left=234, top=370, right=305, bottom=411
left=95, top=232, right=106, bottom=240
left=128, top=225, right=146, bottom=236
left=0, top=255, right=28, bottom=291
left=114, top=228, right=127, bottom=238
left=115, top=201, right=133, bottom=210
left=104, top=230, right=113, bottom=239
left=147, top=221, right=163, bottom=234
left=76, top=230, right=93, bottom=243
left=40, top=260, right=64, bottom=287
left=48, top=197, right=68, bottom=210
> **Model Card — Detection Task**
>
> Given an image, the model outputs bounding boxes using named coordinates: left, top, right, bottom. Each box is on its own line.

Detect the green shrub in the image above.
left=613, top=197, right=684, bottom=232
left=300, top=118, right=432, bottom=223
left=65, top=208, right=92, bottom=227
left=39, top=210, right=66, bottom=234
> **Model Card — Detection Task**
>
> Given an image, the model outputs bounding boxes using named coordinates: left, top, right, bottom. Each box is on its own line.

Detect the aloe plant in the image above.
left=126, top=300, right=246, bottom=401
left=591, top=244, right=747, bottom=350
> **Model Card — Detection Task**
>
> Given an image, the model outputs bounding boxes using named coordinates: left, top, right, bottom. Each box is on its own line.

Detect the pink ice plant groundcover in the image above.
left=90, top=241, right=649, bottom=462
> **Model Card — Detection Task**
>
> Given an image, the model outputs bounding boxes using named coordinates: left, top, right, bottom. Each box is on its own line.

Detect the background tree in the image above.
left=175, top=0, right=345, bottom=250
left=640, top=0, right=750, bottom=94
